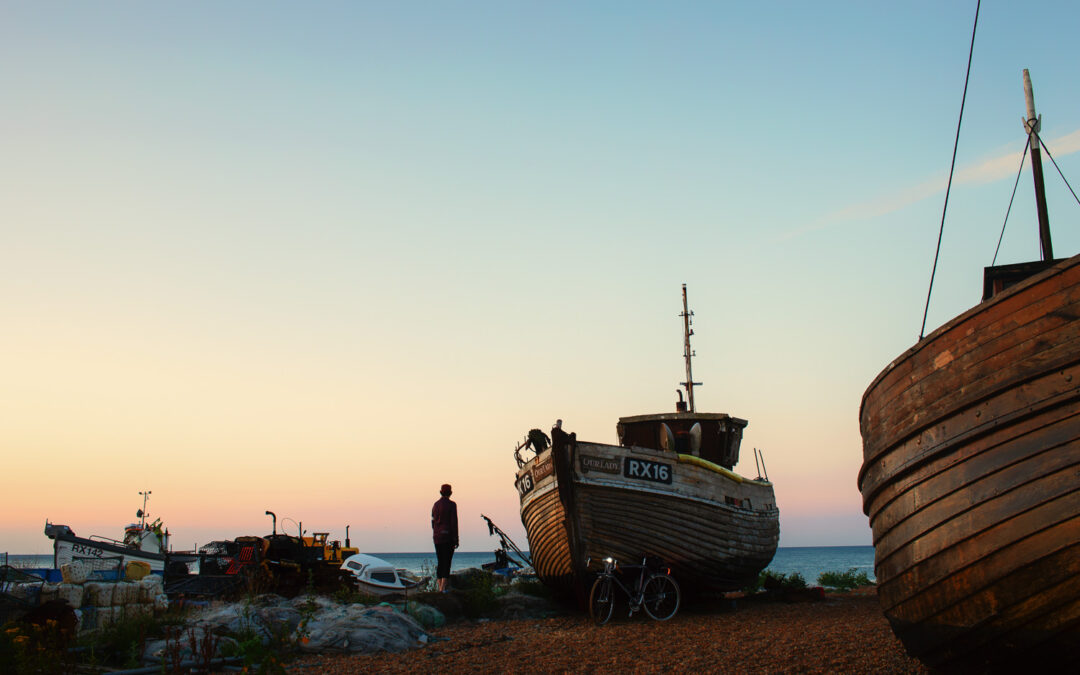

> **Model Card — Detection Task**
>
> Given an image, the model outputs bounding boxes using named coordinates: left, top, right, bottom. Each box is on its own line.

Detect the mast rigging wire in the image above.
left=991, top=140, right=1030, bottom=266
left=1036, top=133, right=1080, bottom=210
left=920, top=0, right=981, bottom=340
left=990, top=130, right=1080, bottom=267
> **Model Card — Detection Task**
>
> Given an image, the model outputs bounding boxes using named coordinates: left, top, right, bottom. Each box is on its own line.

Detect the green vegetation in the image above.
left=2, top=608, right=189, bottom=675
left=817, top=568, right=874, bottom=591
left=1, top=620, right=75, bottom=675
left=84, top=612, right=170, bottom=668
left=331, top=584, right=378, bottom=605
left=458, top=573, right=500, bottom=618
left=744, top=570, right=808, bottom=593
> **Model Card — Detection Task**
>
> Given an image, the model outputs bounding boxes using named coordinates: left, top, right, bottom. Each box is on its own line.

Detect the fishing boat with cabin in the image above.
left=514, top=286, right=779, bottom=603
left=858, top=67, right=1080, bottom=670
left=43, top=491, right=195, bottom=578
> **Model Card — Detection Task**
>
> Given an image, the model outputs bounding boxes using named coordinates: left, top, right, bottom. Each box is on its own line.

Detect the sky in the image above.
left=3, top=2, right=1080, bottom=555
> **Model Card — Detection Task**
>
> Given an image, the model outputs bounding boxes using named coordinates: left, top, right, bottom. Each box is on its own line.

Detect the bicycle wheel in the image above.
left=589, top=576, right=615, bottom=625
left=641, top=573, right=680, bottom=621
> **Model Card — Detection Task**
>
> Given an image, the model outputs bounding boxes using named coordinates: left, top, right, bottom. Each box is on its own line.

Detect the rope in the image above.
left=920, top=0, right=981, bottom=340
left=992, top=130, right=1080, bottom=266
left=992, top=140, right=1030, bottom=266
left=1036, top=133, right=1080, bottom=209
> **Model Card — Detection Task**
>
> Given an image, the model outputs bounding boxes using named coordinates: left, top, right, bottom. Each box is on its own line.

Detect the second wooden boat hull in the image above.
left=859, top=254, right=1080, bottom=670
left=517, top=440, right=778, bottom=602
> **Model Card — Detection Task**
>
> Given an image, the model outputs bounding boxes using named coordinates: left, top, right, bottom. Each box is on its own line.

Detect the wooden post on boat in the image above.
left=680, top=284, right=701, bottom=413
left=1023, top=69, right=1053, bottom=260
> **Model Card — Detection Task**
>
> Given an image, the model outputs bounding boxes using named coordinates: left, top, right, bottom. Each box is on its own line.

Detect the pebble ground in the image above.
left=286, top=592, right=927, bottom=674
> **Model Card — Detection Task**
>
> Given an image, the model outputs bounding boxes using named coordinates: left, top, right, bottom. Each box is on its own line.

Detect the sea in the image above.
left=4, top=546, right=874, bottom=585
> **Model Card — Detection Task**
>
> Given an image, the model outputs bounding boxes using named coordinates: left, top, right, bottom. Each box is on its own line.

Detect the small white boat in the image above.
left=340, top=553, right=428, bottom=596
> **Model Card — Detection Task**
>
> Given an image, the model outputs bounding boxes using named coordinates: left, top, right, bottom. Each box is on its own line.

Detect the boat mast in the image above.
left=138, top=490, right=151, bottom=529
left=1023, top=69, right=1053, bottom=260
left=679, top=284, right=702, bottom=413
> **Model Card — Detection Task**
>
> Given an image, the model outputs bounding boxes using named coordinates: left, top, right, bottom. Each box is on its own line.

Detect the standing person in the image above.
left=431, top=483, right=459, bottom=592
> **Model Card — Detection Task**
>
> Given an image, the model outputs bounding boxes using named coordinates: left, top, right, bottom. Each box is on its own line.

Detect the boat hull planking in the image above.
left=859, top=254, right=1080, bottom=670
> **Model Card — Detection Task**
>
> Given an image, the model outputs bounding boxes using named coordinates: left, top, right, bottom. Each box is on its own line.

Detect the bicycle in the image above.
left=588, top=555, right=681, bottom=625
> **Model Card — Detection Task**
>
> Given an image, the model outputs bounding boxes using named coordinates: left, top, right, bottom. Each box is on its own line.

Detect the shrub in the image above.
left=331, top=585, right=376, bottom=605
left=1, top=620, right=75, bottom=675
left=80, top=611, right=183, bottom=669
left=458, top=573, right=498, bottom=619
left=754, top=570, right=808, bottom=592
left=817, top=568, right=874, bottom=591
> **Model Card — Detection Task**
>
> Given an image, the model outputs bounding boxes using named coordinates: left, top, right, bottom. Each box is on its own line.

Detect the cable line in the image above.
left=921, top=0, right=981, bottom=340
left=992, top=140, right=1030, bottom=266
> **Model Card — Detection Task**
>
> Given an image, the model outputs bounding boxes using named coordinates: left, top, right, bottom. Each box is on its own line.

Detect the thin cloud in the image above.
left=778, top=128, right=1080, bottom=240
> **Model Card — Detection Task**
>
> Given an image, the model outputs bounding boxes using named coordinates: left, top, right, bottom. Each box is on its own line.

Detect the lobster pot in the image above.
left=61, top=562, right=89, bottom=584
left=58, top=583, right=84, bottom=608
left=139, top=576, right=164, bottom=602
left=84, top=582, right=115, bottom=607
left=113, top=582, right=137, bottom=606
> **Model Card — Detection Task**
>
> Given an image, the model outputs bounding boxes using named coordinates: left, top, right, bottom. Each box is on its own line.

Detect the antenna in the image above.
left=138, top=490, right=151, bottom=529
left=679, top=284, right=703, bottom=412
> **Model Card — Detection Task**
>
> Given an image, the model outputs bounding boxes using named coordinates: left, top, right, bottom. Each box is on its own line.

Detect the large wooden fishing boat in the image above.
left=859, top=70, right=1080, bottom=670
left=515, top=286, right=779, bottom=603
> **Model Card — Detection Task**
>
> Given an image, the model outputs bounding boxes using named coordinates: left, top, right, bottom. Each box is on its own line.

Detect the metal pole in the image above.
left=680, top=284, right=699, bottom=412
left=1024, top=69, right=1053, bottom=260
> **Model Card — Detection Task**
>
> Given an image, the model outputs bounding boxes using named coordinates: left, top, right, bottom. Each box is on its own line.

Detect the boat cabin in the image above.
left=983, top=259, right=1064, bottom=300
left=617, top=412, right=747, bottom=469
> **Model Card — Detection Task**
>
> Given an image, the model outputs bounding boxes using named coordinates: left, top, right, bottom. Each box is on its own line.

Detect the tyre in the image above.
left=589, top=576, right=614, bottom=625
left=641, top=573, right=680, bottom=621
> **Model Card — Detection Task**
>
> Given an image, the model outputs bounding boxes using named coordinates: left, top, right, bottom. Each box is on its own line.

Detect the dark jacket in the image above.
left=431, top=496, right=458, bottom=546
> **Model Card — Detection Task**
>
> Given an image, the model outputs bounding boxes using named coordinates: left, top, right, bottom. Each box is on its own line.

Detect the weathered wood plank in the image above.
left=859, top=253, right=1080, bottom=669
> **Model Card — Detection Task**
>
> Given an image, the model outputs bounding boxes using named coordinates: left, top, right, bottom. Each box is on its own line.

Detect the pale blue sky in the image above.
left=3, top=2, right=1079, bottom=553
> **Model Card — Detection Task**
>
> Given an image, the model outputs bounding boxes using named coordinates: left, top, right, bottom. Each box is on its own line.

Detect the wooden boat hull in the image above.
left=517, top=440, right=778, bottom=603
left=859, top=254, right=1080, bottom=670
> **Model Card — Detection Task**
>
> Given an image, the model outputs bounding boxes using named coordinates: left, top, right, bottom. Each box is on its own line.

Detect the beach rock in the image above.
left=300, top=604, right=427, bottom=654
